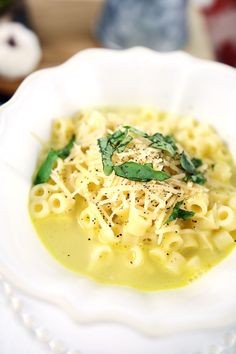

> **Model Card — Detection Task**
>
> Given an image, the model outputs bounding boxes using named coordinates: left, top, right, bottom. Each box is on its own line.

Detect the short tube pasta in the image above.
left=213, top=231, right=234, bottom=251
left=52, top=157, right=64, bottom=172
left=216, top=205, right=236, bottom=231
left=30, top=200, right=50, bottom=218
left=48, top=193, right=74, bottom=214
left=196, top=209, right=219, bottom=230
left=212, top=161, right=232, bottom=182
left=229, top=195, right=236, bottom=210
left=149, top=247, right=167, bottom=263
left=79, top=205, right=99, bottom=231
left=186, top=255, right=201, bottom=269
left=165, top=252, right=186, bottom=274
left=128, top=246, right=144, bottom=267
left=185, top=193, right=208, bottom=217
left=52, top=118, right=74, bottom=147
left=90, top=245, right=113, bottom=265
left=181, top=233, right=198, bottom=256
left=30, top=184, right=50, bottom=201
left=162, top=233, right=183, bottom=252
left=126, top=206, right=152, bottom=237
left=198, top=231, right=214, bottom=251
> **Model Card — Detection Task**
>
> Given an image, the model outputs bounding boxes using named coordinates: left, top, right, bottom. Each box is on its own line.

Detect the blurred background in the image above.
left=0, top=0, right=236, bottom=104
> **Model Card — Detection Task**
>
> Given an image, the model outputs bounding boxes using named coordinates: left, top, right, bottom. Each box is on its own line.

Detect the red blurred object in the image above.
left=201, top=0, right=236, bottom=67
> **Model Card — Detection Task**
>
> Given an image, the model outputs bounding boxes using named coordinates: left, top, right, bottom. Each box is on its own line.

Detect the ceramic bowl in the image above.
left=1, top=48, right=236, bottom=337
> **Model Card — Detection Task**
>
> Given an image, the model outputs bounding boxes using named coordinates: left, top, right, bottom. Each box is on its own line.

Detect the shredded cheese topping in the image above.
left=30, top=108, right=236, bottom=255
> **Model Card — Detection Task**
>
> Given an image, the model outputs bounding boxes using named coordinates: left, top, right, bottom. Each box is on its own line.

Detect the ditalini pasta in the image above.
left=29, top=107, right=236, bottom=291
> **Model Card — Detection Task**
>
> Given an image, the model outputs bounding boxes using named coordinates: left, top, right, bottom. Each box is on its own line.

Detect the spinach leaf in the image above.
left=113, top=162, right=170, bottom=182
left=191, top=158, right=203, bottom=169
left=57, top=135, right=76, bottom=158
left=149, top=133, right=177, bottom=157
left=165, top=201, right=195, bottom=224
left=123, top=125, right=149, bottom=138
left=117, top=135, right=133, bottom=153
left=33, top=150, right=59, bottom=185
left=180, top=152, right=196, bottom=174
left=33, top=135, right=76, bottom=185
left=109, top=129, right=128, bottom=147
left=181, top=153, right=206, bottom=185
left=98, top=137, right=114, bottom=176
left=186, top=172, right=206, bottom=185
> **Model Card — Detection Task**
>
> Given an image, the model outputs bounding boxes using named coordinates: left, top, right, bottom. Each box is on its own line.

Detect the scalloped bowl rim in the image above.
left=1, top=47, right=236, bottom=336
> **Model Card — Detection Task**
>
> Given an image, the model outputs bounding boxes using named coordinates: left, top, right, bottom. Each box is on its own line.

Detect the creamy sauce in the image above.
left=32, top=212, right=234, bottom=291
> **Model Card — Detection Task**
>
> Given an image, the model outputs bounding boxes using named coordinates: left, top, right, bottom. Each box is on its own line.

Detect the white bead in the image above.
left=35, top=327, right=50, bottom=343
left=224, top=331, right=236, bottom=347
left=3, top=282, right=12, bottom=296
left=21, top=313, right=36, bottom=329
left=10, top=296, right=23, bottom=312
left=49, top=339, right=66, bottom=354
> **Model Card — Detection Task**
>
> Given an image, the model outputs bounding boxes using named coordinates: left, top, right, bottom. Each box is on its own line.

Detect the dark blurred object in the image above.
left=96, top=0, right=188, bottom=51
left=0, top=0, right=32, bottom=27
left=0, top=92, right=11, bottom=104
left=0, top=0, right=13, bottom=16
left=201, top=0, right=236, bottom=67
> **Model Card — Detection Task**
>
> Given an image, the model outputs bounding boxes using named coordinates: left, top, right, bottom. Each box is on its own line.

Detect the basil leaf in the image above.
left=98, top=137, right=114, bottom=176
left=57, top=135, right=76, bottom=159
left=33, top=150, right=58, bottom=185
left=191, top=158, right=203, bottom=169
left=181, top=153, right=206, bottom=185
left=34, top=135, right=76, bottom=185
left=98, top=129, right=130, bottom=175
left=123, top=125, right=149, bottom=138
left=149, top=133, right=177, bottom=157
left=165, top=201, right=195, bottom=224
left=180, top=152, right=196, bottom=174
left=109, top=129, right=128, bottom=147
left=113, top=162, right=170, bottom=182
left=186, top=172, right=206, bottom=185
left=117, top=135, right=133, bottom=153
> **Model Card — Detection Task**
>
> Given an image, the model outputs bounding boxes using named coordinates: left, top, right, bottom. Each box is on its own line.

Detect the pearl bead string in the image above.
left=1, top=274, right=80, bottom=354
left=1, top=273, right=236, bottom=354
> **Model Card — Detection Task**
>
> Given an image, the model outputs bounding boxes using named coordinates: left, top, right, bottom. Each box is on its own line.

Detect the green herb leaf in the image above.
left=57, top=135, right=76, bottom=159
left=117, top=135, right=133, bottom=153
left=33, top=150, right=58, bottom=185
left=180, top=152, right=196, bottom=174
left=98, top=137, right=114, bottom=176
left=98, top=129, right=131, bottom=175
left=113, top=162, right=170, bottom=182
left=123, top=125, right=149, bottom=138
left=181, top=153, right=206, bottom=185
left=186, top=172, right=206, bottom=185
left=165, top=201, right=195, bottom=224
left=149, top=133, right=177, bottom=157
left=34, top=135, right=76, bottom=185
left=109, top=129, right=128, bottom=147
left=191, top=158, right=203, bottom=169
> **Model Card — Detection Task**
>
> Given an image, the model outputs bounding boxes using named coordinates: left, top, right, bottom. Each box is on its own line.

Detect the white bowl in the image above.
left=1, top=48, right=236, bottom=338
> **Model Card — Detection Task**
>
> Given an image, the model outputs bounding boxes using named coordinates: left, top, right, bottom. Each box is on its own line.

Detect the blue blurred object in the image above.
left=96, top=0, right=188, bottom=51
